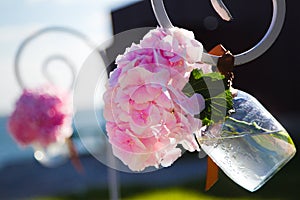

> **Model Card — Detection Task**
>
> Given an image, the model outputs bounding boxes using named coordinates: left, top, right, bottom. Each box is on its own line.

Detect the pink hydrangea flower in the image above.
left=103, top=27, right=207, bottom=171
left=8, top=85, right=73, bottom=147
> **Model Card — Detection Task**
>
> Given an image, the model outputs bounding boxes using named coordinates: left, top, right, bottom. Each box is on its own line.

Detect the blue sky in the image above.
left=0, top=0, right=141, bottom=116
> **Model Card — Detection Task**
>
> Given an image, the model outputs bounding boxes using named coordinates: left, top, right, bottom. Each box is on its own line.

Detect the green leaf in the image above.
left=182, top=69, right=233, bottom=126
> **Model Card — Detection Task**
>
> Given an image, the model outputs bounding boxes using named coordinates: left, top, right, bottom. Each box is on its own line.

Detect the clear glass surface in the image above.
left=198, top=90, right=296, bottom=192
left=32, top=141, right=69, bottom=167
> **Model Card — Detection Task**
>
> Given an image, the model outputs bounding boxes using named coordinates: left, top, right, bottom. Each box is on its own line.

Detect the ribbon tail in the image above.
left=205, top=156, right=219, bottom=191
left=203, top=44, right=227, bottom=191
left=66, top=138, right=84, bottom=173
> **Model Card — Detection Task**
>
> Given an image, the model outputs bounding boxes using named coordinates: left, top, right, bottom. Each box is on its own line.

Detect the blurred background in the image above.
left=0, top=0, right=299, bottom=199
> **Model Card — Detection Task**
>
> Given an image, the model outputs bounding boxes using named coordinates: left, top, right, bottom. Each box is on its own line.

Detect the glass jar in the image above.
left=197, top=90, right=296, bottom=192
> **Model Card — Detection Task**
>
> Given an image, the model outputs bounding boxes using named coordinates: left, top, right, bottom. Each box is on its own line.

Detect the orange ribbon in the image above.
left=66, top=138, right=84, bottom=173
left=204, top=44, right=228, bottom=191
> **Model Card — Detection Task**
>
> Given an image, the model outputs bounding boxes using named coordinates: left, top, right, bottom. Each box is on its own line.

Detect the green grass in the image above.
left=31, top=188, right=266, bottom=200
left=32, top=153, right=299, bottom=200
left=122, top=188, right=268, bottom=200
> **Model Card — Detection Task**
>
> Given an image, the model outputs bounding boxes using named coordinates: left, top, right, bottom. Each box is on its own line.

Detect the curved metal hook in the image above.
left=210, top=0, right=233, bottom=21
left=42, top=55, right=77, bottom=89
left=14, top=26, right=97, bottom=90
left=151, top=0, right=286, bottom=66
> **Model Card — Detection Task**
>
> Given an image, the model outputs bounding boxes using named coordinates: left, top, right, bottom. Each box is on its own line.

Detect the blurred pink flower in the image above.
left=7, top=85, right=73, bottom=147
left=104, top=27, right=206, bottom=171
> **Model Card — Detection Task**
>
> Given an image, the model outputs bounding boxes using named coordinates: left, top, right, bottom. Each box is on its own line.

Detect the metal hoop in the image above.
left=151, top=0, right=286, bottom=66
left=14, top=26, right=97, bottom=90
left=42, top=55, right=76, bottom=89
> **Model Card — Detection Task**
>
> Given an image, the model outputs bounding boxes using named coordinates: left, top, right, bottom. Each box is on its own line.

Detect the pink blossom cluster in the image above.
left=8, top=85, right=73, bottom=147
left=103, top=27, right=207, bottom=171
